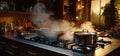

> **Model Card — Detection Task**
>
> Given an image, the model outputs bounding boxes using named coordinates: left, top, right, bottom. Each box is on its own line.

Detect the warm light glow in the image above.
left=0, top=17, right=13, bottom=23
left=91, top=0, right=110, bottom=15
left=100, top=9, right=104, bottom=15
left=91, top=0, right=100, bottom=15
left=76, top=16, right=81, bottom=20
left=76, top=16, right=79, bottom=19
left=91, top=0, right=110, bottom=25
left=64, top=0, right=69, bottom=6
left=77, top=0, right=81, bottom=2
left=77, top=5, right=84, bottom=10
left=77, top=5, right=81, bottom=10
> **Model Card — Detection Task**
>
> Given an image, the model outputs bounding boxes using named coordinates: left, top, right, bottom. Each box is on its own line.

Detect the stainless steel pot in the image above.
left=73, top=31, right=97, bottom=46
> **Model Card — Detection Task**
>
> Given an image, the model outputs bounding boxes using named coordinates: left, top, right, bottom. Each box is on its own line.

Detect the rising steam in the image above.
left=32, top=3, right=95, bottom=42
left=80, top=21, right=96, bottom=32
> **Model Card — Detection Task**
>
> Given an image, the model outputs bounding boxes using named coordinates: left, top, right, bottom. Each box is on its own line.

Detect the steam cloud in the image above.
left=32, top=3, right=95, bottom=42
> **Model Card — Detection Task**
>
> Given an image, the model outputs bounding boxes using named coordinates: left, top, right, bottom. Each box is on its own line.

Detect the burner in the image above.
left=20, top=32, right=69, bottom=48
left=70, top=31, right=111, bottom=54
left=96, top=39, right=111, bottom=48
left=72, top=46, right=93, bottom=54
left=70, top=43, right=96, bottom=54
left=18, top=29, right=111, bottom=54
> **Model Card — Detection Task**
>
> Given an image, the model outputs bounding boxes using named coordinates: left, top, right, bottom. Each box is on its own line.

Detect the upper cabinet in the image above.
left=0, top=0, right=36, bottom=12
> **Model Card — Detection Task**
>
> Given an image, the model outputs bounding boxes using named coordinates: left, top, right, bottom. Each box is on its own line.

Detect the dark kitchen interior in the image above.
left=0, top=0, right=120, bottom=56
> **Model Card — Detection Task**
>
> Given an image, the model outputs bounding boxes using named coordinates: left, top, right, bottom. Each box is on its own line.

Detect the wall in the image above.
left=0, top=12, right=31, bottom=24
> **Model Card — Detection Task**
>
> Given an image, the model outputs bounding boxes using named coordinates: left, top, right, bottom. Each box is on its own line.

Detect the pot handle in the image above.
left=82, top=29, right=88, bottom=32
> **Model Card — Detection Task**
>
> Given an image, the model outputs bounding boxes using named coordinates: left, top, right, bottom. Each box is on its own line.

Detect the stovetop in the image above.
left=16, top=32, right=112, bottom=54
left=2, top=33, right=120, bottom=56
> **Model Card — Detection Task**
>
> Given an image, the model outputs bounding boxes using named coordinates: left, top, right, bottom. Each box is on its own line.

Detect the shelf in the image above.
left=0, top=11, right=32, bottom=15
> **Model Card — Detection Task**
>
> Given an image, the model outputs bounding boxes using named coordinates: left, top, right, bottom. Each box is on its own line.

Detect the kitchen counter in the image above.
left=0, top=34, right=120, bottom=56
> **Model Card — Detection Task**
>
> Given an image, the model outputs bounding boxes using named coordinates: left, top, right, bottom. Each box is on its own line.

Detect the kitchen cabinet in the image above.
left=0, top=37, right=68, bottom=56
left=0, top=0, right=36, bottom=12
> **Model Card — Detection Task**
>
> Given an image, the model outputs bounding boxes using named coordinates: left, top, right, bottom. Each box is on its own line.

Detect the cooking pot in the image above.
left=73, top=31, right=97, bottom=46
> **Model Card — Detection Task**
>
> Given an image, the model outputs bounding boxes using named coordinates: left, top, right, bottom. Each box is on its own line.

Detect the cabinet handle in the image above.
left=28, top=51, right=37, bottom=55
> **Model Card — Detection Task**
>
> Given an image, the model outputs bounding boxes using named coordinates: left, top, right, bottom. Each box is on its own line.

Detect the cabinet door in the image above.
left=25, top=45, right=68, bottom=56
left=0, top=38, right=17, bottom=56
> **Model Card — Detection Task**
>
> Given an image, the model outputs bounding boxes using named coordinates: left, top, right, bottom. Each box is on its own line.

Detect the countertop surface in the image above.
left=2, top=33, right=120, bottom=56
